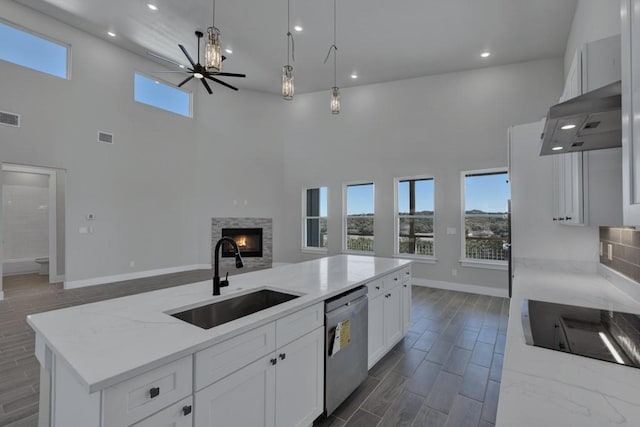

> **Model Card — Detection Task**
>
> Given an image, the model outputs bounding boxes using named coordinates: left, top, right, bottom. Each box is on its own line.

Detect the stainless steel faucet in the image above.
left=213, top=237, right=244, bottom=295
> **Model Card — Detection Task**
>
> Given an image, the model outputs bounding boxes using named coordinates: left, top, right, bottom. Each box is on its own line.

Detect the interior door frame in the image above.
left=1, top=163, right=61, bottom=284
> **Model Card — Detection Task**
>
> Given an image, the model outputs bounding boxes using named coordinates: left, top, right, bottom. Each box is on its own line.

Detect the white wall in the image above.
left=564, top=0, right=621, bottom=77
left=280, top=58, right=564, bottom=291
left=0, top=2, right=284, bottom=285
left=2, top=171, right=49, bottom=261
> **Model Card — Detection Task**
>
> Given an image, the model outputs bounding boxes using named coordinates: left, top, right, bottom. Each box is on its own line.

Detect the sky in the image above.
left=0, top=22, right=67, bottom=79
left=347, top=173, right=510, bottom=215
left=134, top=73, right=191, bottom=117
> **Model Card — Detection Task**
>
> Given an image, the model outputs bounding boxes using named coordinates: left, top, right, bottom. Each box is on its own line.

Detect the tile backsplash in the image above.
left=600, top=227, right=640, bottom=283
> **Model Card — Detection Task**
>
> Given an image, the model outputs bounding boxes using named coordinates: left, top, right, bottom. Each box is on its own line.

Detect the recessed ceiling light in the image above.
left=179, top=64, right=185, bottom=69
left=561, top=124, right=576, bottom=130
left=350, top=73, right=358, bottom=79
left=480, top=51, right=491, bottom=58
left=225, top=48, right=233, bottom=54
left=147, top=3, right=158, bottom=11
left=107, top=31, right=116, bottom=37
left=294, top=25, right=303, bottom=32
left=552, top=146, right=564, bottom=151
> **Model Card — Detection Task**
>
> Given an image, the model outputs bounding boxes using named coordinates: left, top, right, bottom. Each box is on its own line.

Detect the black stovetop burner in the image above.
left=522, top=299, right=640, bottom=368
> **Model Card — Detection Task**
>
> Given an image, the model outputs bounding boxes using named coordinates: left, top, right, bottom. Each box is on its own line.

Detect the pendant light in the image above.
left=282, top=0, right=295, bottom=100
left=205, top=0, right=222, bottom=72
left=324, top=0, right=340, bottom=114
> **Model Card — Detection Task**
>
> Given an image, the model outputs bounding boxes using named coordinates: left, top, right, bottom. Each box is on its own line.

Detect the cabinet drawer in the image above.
left=276, top=303, right=323, bottom=348
left=131, top=396, right=193, bottom=427
left=102, top=356, right=192, bottom=427
left=400, top=267, right=411, bottom=283
left=195, top=322, right=276, bottom=391
left=366, top=278, right=385, bottom=299
left=384, top=271, right=402, bottom=288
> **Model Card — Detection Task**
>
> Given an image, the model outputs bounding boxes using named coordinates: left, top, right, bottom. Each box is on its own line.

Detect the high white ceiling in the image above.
left=14, top=0, right=577, bottom=94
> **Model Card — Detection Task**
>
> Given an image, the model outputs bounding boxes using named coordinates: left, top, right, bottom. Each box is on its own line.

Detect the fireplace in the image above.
left=221, top=228, right=263, bottom=257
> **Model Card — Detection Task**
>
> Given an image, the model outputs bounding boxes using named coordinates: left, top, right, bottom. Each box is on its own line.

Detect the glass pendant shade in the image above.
left=331, top=87, right=340, bottom=114
left=205, top=27, right=222, bottom=72
left=282, top=65, right=294, bottom=100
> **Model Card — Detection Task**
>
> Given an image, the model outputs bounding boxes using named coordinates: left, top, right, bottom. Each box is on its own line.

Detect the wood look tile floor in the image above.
left=0, top=274, right=508, bottom=427
left=315, top=286, right=509, bottom=427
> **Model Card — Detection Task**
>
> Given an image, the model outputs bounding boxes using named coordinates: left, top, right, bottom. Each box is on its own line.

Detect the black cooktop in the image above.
left=522, top=299, right=640, bottom=368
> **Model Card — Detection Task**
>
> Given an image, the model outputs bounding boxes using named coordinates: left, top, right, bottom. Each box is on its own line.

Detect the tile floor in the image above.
left=0, top=274, right=507, bottom=427
left=315, top=286, right=509, bottom=427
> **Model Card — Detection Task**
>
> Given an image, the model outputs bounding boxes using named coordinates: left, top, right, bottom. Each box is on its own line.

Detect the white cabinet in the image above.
left=195, top=327, right=324, bottom=427
left=553, top=36, right=622, bottom=226
left=622, top=0, right=640, bottom=225
left=367, top=268, right=411, bottom=369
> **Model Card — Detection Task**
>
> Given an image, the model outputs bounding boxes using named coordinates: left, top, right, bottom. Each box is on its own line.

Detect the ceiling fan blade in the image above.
left=177, top=75, right=195, bottom=87
left=178, top=44, right=197, bottom=68
left=209, top=72, right=246, bottom=78
left=222, top=55, right=227, bottom=62
left=206, top=76, right=238, bottom=91
left=151, top=71, right=188, bottom=74
left=201, top=78, right=213, bottom=94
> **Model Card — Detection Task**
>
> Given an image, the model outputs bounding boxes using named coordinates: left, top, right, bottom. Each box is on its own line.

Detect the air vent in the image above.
left=0, top=111, right=20, bottom=127
left=571, top=141, right=584, bottom=147
left=584, top=121, right=600, bottom=129
left=97, top=131, right=114, bottom=144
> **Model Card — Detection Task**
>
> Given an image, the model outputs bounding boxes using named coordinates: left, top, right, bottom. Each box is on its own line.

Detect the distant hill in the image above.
left=465, top=209, right=507, bottom=215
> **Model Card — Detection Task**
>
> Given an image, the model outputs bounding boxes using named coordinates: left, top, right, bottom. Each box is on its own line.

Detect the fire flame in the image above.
left=235, top=236, right=247, bottom=247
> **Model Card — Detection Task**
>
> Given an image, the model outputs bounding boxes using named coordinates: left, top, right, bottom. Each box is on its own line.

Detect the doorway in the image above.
left=1, top=163, right=66, bottom=299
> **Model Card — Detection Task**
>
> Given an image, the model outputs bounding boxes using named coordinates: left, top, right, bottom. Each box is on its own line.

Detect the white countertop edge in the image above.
left=27, top=257, right=412, bottom=393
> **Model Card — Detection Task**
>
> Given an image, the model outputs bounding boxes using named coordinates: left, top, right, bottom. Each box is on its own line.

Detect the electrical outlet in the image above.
left=599, top=241, right=603, bottom=257
left=452, top=268, right=458, bottom=277
left=608, top=244, right=613, bottom=261
left=86, top=213, right=95, bottom=220
left=79, top=227, right=88, bottom=234
left=129, top=261, right=135, bottom=268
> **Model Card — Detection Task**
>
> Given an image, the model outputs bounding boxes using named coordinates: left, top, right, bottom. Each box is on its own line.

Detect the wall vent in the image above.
left=0, top=111, right=20, bottom=127
left=97, top=131, right=114, bottom=144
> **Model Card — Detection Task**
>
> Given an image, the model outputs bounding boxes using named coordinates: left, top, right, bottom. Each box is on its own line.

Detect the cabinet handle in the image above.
left=403, top=284, right=408, bottom=288
left=394, top=277, right=398, bottom=281
left=405, top=271, right=410, bottom=275
left=149, top=387, right=160, bottom=399
left=279, top=353, right=286, bottom=360
left=565, top=217, right=572, bottom=220
left=375, top=286, right=380, bottom=290
left=270, top=358, right=277, bottom=366
left=182, top=405, right=192, bottom=416
left=552, top=218, right=557, bottom=221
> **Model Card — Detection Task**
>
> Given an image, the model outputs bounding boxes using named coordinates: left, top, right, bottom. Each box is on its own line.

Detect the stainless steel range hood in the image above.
left=539, top=81, right=621, bottom=156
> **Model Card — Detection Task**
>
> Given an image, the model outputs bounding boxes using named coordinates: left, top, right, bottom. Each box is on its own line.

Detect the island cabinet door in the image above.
left=194, top=354, right=276, bottom=427
left=367, top=294, right=386, bottom=368
left=401, top=282, right=412, bottom=335
left=274, top=327, right=324, bottom=427
left=384, top=285, right=403, bottom=347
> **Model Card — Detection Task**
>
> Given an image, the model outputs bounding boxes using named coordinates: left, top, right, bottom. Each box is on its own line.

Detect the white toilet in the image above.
left=35, top=258, right=49, bottom=276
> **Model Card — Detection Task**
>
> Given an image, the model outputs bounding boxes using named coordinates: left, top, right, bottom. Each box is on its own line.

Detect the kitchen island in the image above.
left=496, top=261, right=640, bottom=426
left=28, top=255, right=412, bottom=427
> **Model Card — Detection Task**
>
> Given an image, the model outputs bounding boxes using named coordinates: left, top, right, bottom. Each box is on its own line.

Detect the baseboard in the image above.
left=412, top=278, right=508, bottom=298
left=64, top=264, right=208, bottom=289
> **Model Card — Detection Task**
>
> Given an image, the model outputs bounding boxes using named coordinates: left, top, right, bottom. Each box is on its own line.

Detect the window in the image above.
left=0, top=21, right=69, bottom=79
left=396, top=177, right=434, bottom=257
left=344, top=182, right=374, bottom=252
left=303, top=187, right=328, bottom=250
left=134, top=73, right=191, bottom=117
left=462, top=170, right=510, bottom=264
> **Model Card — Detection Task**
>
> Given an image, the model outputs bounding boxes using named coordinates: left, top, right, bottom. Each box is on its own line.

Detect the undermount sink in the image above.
left=170, top=289, right=299, bottom=330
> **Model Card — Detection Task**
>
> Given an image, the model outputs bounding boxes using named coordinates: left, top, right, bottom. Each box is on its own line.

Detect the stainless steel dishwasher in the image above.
left=324, top=285, right=368, bottom=415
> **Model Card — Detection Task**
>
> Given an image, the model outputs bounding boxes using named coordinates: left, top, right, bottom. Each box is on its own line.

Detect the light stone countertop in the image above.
left=496, top=261, right=640, bottom=426
left=27, top=255, right=411, bottom=393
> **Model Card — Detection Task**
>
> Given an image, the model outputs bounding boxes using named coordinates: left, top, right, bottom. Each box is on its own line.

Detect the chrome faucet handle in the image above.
left=220, top=272, right=229, bottom=288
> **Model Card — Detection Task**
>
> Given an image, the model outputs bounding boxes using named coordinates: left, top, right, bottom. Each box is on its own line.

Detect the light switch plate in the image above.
left=599, top=241, right=603, bottom=257
left=608, top=244, right=613, bottom=261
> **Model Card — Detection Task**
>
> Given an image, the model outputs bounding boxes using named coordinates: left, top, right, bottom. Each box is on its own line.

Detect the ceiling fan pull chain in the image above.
left=287, top=32, right=295, bottom=62
left=323, top=44, right=337, bottom=64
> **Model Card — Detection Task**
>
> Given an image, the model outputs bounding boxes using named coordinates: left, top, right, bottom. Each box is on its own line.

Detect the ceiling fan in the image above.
left=170, top=31, right=246, bottom=94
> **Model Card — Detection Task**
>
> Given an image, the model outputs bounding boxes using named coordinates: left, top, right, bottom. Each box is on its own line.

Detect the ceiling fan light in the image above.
left=205, top=27, right=222, bottom=72
left=331, top=87, right=340, bottom=114
left=282, top=65, right=294, bottom=100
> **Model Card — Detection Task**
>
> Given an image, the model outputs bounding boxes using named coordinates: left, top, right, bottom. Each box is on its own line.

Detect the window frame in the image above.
left=393, top=175, right=437, bottom=263
left=460, top=168, right=509, bottom=270
left=0, top=18, right=71, bottom=80
left=133, top=71, right=193, bottom=118
left=301, top=186, right=328, bottom=254
left=342, top=180, right=375, bottom=255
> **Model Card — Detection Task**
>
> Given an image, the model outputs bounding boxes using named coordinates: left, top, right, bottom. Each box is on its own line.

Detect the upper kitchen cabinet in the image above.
left=552, top=35, right=622, bottom=226
left=622, top=0, right=640, bottom=225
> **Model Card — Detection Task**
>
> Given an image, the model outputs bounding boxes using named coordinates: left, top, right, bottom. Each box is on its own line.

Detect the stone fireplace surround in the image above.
left=211, top=218, right=272, bottom=271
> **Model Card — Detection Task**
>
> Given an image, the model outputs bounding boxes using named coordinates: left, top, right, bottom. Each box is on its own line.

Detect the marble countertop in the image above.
left=27, top=255, right=411, bottom=393
left=496, top=261, right=640, bottom=426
